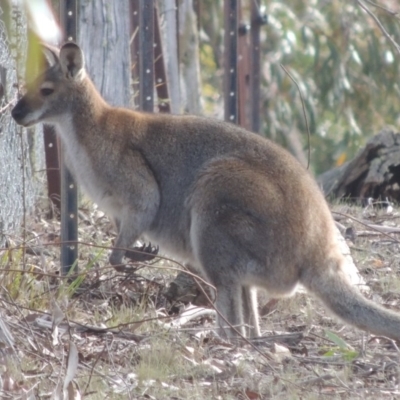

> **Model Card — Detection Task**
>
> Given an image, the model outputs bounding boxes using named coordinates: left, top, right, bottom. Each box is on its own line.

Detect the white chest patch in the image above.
left=54, top=118, right=122, bottom=218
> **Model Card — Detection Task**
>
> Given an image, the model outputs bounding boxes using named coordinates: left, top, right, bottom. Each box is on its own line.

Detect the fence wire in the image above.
left=0, top=5, right=45, bottom=247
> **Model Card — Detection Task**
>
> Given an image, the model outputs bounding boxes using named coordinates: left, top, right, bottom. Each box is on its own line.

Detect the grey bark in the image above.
left=0, top=5, right=44, bottom=247
left=178, top=0, right=202, bottom=114
left=158, top=0, right=181, bottom=113
left=79, top=0, right=131, bottom=107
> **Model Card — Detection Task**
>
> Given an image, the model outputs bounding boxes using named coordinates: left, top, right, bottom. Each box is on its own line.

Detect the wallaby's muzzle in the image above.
left=12, top=99, right=25, bottom=122
left=12, top=98, right=32, bottom=127
left=12, top=96, right=44, bottom=128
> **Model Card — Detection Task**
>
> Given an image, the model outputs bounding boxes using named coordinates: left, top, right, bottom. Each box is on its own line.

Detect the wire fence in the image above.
left=0, top=5, right=44, bottom=247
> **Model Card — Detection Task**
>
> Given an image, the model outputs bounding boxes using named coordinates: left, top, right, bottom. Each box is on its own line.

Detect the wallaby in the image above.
left=11, top=42, right=400, bottom=339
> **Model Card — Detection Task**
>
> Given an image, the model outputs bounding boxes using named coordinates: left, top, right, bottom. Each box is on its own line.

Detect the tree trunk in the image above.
left=178, top=0, right=202, bottom=114
left=157, top=0, right=181, bottom=113
left=0, top=5, right=42, bottom=247
left=78, top=0, right=131, bottom=107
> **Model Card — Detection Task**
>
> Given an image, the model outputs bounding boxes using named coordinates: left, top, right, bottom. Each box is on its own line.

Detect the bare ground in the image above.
left=1, top=200, right=400, bottom=399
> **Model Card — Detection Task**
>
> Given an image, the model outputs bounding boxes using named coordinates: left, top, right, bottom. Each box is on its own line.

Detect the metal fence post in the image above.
left=238, top=0, right=250, bottom=130
left=224, top=0, right=238, bottom=124
left=154, top=4, right=170, bottom=113
left=59, top=0, right=78, bottom=275
left=250, top=0, right=263, bottom=133
left=42, top=126, right=61, bottom=216
left=139, top=0, right=154, bottom=112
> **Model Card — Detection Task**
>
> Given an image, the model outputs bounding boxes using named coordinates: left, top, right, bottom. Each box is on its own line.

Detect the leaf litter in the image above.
left=0, top=201, right=399, bottom=398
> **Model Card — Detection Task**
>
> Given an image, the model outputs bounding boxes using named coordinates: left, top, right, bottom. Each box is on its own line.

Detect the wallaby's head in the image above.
left=12, top=42, right=85, bottom=127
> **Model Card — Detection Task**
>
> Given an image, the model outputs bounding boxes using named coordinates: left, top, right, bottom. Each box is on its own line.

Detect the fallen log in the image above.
left=317, top=128, right=400, bottom=202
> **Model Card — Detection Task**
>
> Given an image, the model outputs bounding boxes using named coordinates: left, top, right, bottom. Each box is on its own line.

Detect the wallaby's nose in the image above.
left=11, top=101, right=25, bottom=122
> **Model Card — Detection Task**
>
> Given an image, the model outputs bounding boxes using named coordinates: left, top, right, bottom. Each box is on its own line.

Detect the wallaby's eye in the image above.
left=40, top=88, right=54, bottom=96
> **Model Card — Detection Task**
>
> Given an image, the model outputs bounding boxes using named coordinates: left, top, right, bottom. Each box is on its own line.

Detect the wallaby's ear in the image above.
left=59, top=42, right=85, bottom=81
left=41, top=44, right=60, bottom=68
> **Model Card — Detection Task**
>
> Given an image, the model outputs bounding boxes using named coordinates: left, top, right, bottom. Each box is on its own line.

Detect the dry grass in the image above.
left=0, top=201, right=400, bottom=399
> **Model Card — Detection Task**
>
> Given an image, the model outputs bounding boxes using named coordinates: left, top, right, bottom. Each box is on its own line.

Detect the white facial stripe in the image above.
left=20, top=108, right=44, bottom=126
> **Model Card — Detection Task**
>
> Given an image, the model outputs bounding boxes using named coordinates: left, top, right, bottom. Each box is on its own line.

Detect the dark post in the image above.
left=237, top=0, right=250, bottom=130
left=59, top=0, right=78, bottom=275
left=250, top=0, right=262, bottom=133
left=154, top=5, right=170, bottom=113
left=139, top=0, right=154, bottom=112
left=43, top=127, right=61, bottom=215
left=224, top=0, right=238, bottom=124
left=129, top=0, right=140, bottom=107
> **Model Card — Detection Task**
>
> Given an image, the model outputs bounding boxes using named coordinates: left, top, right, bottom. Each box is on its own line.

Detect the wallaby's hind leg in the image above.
left=177, top=262, right=249, bottom=337
left=188, top=226, right=246, bottom=336
left=188, top=156, right=298, bottom=338
left=190, top=218, right=256, bottom=338
left=215, top=283, right=246, bottom=337
left=242, top=286, right=261, bottom=337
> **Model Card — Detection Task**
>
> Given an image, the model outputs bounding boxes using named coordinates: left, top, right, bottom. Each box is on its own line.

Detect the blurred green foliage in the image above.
left=198, top=0, right=400, bottom=174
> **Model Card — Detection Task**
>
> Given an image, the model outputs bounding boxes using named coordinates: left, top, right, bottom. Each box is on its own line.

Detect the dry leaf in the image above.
left=245, top=389, right=261, bottom=400
left=63, top=341, right=79, bottom=394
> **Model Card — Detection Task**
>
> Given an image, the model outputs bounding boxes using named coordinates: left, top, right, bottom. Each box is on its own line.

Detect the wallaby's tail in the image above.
left=302, top=262, right=400, bottom=341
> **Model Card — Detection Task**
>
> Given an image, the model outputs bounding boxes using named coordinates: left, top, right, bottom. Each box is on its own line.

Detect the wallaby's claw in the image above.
left=125, top=242, right=159, bottom=263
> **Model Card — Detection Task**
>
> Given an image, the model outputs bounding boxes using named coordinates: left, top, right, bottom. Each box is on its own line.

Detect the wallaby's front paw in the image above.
left=125, top=242, right=159, bottom=263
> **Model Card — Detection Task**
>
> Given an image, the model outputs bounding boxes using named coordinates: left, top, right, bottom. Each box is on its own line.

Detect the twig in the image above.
left=167, top=305, right=216, bottom=328
left=0, top=97, right=17, bottom=113
left=18, top=125, right=27, bottom=271
left=299, top=373, right=335, bottom=387
left=357, top=0, right=400, bottom=56
left=280, top=64, right=311, bottom=169
left=293, top=355, right=351, bottom=366
left=332, top=211, right=400, bottom=244
left=359, top=222, right=400, bottom=234
left=363, top=0, right=399, bottom=16
left=249, top=332, right=303, bottom=346
left=0, top=286, right=40, bottom=355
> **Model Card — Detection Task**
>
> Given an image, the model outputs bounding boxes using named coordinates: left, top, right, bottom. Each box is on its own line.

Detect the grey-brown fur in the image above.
left=11, top=43, right=400, bottom=339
